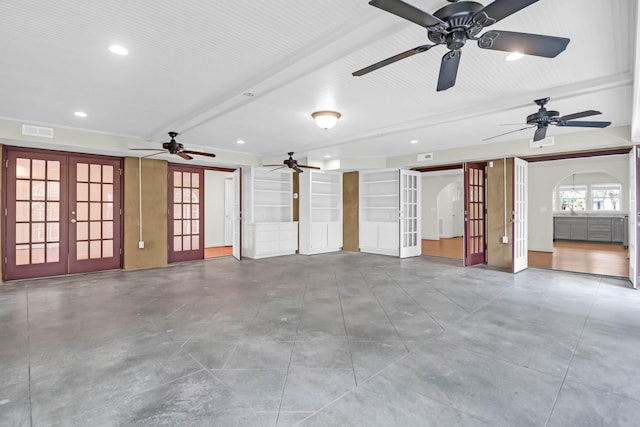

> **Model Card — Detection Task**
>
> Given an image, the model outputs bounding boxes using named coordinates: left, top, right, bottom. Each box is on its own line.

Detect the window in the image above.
left=558, top=186, right=587, bottom=211
left=592, top=184, right=621, bottom=211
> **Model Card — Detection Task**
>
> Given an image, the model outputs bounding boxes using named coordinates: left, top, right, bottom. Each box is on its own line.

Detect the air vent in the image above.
left=530, top=136, right=554, bottom=148
left=417, top=152, right=433, bottom=162
left=22, top=124, right=54, bottom=138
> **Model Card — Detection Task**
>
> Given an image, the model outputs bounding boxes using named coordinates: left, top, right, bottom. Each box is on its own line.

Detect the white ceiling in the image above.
left=0, top=0, right=636, bottom=163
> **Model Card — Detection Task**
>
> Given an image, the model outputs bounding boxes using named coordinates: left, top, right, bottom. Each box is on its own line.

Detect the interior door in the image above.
left=224, top=177, right=233, bottom=246
left=399, top=169, right=421, bottom=258
left=232, top=168, right=241, bottom=260
left=629, top=148, right=638, bottom=288
left=512, top=157, right=528, bottom=273
left=168, top=165, right=204, bottom=263
left=4, top=150, right=68, bottom=280
left=464, top=162, right=486, bottom=266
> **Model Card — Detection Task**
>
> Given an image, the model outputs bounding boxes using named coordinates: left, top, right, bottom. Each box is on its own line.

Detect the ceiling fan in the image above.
left=484, top=97, right=612, bottom=142
left=264, top=152, right=321, bottom=173
left=130, top=132, right=216, bottom=160
left=353, top=0, right=570, bottom=91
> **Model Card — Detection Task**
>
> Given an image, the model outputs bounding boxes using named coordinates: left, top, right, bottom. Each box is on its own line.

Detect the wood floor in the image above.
left=422, top=237, right=464, bottom=259
left=529, top=241, right=628, bottom=277
left=204, top=246, right=233, bottom=258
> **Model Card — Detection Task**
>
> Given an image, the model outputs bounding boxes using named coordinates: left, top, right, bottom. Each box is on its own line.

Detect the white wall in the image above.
left=422, top=170, right=463, bottom=240
left=437, top=181, right=464, bottom=238
left=205, top=170, right=233, bottom=247
left=528, top=155, right=629, bottom=252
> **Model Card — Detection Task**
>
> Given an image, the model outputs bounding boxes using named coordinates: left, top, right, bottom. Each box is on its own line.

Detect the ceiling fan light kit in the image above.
left=311, top=111, right=341, bottom=130
left=353, top=0, right=570, bottom=91
left=129, top=131, right=216, bottom=160
left=263, top=152, right=321, bottom=174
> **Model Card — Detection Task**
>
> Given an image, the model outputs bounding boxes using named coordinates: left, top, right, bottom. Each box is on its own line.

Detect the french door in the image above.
left=3, top=148, right=122, bottom=280
left=232, top=168, right=242, bottom=260
left=512, top=158, right=528, bottom=273
left=629, top=147, right=638, bottom=288
left=464, top=162, right=486, bottom=266
left=399, top=169, right=421, bottom=258
left=168, top=165, right=204, bottom=263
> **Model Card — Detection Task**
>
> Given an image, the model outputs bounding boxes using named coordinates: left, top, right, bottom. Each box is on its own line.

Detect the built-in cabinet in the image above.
left=553, top=216, right=627, bottom=244
left=359, top=169, right=421, bottom=258
left=299, top=170, right=343, bottom=254
left=242, top=168, right=298, bottom=259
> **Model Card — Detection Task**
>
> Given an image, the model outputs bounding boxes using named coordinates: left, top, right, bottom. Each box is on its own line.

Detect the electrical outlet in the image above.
left=138, top=241, right=145, bottom=249
left=502, top=236, right=509, bottom=244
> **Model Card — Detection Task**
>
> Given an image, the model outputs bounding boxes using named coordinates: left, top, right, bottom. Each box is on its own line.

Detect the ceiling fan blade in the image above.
left=482, top=125, right=535, bottom=141
left=177, top=152, right=193, bottom=160
left=557, top=120, right=611, bottom=128
left=182, top=150, right=216, bottom=158
left=533, top=125, right=548, bottom=142
left=129, top=148, right=165, bottom=151
left=556, top=110, right=601, bottom=122
left=297, top=165, right=322, bottom=170
left=478, top=30, right=569, bottom=58
left=293, top=166, right=304, bottom=173
left=369, top=0, right=446, bottom=28
left=475, top=0, right=539, bottom=26
left=268, top=166, right=286, bottom=172
left=437, top=50, right=461, bottom=92
left=353, top=45, right=434, bottom=76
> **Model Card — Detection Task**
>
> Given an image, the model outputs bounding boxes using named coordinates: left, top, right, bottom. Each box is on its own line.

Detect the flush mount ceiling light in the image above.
left=236, top=139, right=245, bottom=144
left=311, top=111, right=341, bottom=130
left=74, top=111, right=87, bottom=118
left=410, top=139, right=419, bottom=144
left=506, top=52, right=524, bottom=61
left=109, top=45, right=128, bottom=56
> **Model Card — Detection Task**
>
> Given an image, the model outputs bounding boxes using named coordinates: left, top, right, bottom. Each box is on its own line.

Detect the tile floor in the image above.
left=1, top=253, right=639, bottom=426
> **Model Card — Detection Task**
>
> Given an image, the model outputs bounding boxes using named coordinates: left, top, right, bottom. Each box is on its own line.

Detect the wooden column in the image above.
left=343, top=171, right=359, bottom=252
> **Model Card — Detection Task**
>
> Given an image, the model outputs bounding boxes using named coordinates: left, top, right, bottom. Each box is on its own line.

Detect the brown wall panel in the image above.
left=486, top=158, right=513, bottom=269
left=343, top=171, right=359, bottom=252
left=123, top=157, right=168, bottom=269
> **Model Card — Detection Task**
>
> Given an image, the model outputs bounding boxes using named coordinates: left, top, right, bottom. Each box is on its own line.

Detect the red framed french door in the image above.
left=3, top=148, right=122, bottom=281
left=68, top=156, right=122, bottom=273
left=168, top=165, right=204, bottom=263
left=464, top=162, right=486, bottom=266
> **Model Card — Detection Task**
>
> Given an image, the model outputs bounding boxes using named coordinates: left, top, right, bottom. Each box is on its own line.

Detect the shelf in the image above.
left=362, top=206, right=398, bottom=210
left=254, top=178, right=291, bottom=184
left=312, top=207, right=340, bottom=210
left=311, top=192, right=340, bottom=196
left=361, top=179, right=398, bottom=184
left=361, top=194, right=398, bottom=198
left=254, top=189, right=291, bottom=194
left=254, top=204, right=291, bottom=208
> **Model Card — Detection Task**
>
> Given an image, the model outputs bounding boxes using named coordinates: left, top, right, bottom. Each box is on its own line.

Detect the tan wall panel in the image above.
left=343, top=171, right=359, bottom=252
left=486, top=158, right=513, bottom=269
left=123, top=157, right=168, bottom=269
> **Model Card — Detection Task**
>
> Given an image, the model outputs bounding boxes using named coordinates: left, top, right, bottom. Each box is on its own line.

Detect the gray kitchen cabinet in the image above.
left=554, top=217, right=587, bottom=240
left=612, top=217, right=626, bottom=243
left=587, top=218, right=612, bottom=241
left=554, top=216, right=626, bottom=244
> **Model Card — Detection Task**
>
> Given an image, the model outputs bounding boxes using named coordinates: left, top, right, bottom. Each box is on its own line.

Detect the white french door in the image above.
left=512, top=157, right=528, bottom=273
left=399, top=169, right=421, bottom=258
left=232, top=168, right=241, bottom=260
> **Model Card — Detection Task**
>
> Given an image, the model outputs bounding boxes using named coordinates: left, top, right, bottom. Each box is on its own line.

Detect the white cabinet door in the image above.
left=311, top=223, right=327, bottom=250
left=327, top=222, right=342, bottom=249
left=360, top=222, right=378, bottom=249
left=378, top=222, right=399, bottom=251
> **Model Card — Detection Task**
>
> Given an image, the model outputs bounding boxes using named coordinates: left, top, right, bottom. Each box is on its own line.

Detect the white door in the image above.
left=224, top=178, right=233, bottom=245
left=629, top=148, right=637, bottom=288
left=513, top=158, right=528, bottom=273
left=400, top=169, right=422, bottom=258
left=232, top=168, right=241, bottom=261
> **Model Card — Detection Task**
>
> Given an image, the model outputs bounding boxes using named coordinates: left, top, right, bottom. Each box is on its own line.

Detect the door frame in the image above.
left=512, top=157, right=528, bottom=273
left=167, top=164, right=205, bottom=263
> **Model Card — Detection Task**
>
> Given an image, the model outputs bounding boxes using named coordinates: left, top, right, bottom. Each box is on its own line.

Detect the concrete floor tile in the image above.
left=290, top=339, right=352, bottom=370
left=280, top=368, right=356, bottom=412
left=224, top=339, right=294, bottom=369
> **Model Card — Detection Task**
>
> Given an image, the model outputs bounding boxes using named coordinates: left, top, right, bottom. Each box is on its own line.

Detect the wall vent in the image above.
left=22, top=124, right=54, bottom=138
left=417, top=152, right=433, bottom=162
left=529, top=136, right=554, bottom=148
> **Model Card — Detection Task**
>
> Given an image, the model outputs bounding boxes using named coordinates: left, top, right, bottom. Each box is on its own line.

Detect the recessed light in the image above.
left=236, top=140, right=245, bottom=144
left=242, top=92, right=255, bottom=97
left=74, top=111, right=87, bottom=118
left=506, top=52, right=524, bottom=61
left=410, top=140, right=418, bottom=144
left=109, top=45, right=128, bottom=56
left=324, top=155, right=331, bottom=158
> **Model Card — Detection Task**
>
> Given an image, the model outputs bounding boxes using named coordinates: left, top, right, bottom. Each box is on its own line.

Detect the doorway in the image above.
left=3, top=147, right=122, bottom=281
left=421, top=170, right=464, bottom=259
left=526, top=156, right=630, bottom=277
left=203, top=170, right=234, bottom=258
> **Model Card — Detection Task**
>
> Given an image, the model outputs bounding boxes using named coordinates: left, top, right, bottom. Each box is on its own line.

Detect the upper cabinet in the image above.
left=359, top=169, right=421, bottom=258
left=299, top=170, right=343, bottom=255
